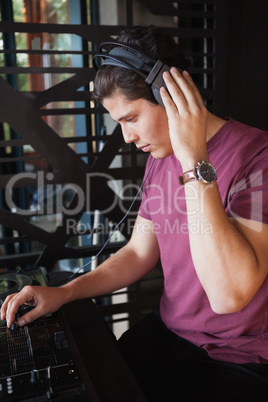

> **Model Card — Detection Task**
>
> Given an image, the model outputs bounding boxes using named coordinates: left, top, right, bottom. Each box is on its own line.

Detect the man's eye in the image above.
left=126, top=117, right=135, bottom=122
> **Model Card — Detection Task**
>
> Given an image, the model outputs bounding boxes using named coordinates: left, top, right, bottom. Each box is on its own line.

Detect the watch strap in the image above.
left=179, top=161, right=217, bottom=185
left=178, top=167, right=197, bottom=185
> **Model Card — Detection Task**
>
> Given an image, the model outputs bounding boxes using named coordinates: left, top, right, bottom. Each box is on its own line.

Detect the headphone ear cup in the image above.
left=145, top=61, right=171, bottom=108
left=151, top=86, right=165, bottom=107
left=149, top=66, right=184, bottom=107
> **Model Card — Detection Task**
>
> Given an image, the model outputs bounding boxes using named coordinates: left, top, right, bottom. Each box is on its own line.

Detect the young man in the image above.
left=1, top=26, right=268, bottom=400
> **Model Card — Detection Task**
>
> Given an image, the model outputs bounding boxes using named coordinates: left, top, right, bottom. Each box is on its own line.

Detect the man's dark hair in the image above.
left=91, top=25, right=188, bottom=105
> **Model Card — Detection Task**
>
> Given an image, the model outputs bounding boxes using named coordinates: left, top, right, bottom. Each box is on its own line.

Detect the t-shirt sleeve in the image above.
left=226, top=151, right=268, bottom=224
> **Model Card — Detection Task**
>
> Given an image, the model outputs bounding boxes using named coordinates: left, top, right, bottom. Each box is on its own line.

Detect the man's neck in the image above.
left=206, top=112, right=227, bottom=142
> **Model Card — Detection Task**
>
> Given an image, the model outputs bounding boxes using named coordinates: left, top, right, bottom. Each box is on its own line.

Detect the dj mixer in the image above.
left=0, top=269, right=99, bottom=401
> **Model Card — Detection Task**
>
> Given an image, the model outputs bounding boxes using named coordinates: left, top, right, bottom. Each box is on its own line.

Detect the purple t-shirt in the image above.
left=138, top=118, right=268, bottom=364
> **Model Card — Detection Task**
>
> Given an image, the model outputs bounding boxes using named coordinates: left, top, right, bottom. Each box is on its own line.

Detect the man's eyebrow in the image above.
left=116, top=112, right=133, bottom=122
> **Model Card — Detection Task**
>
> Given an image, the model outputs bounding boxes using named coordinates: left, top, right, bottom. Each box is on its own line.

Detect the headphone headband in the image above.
left=93, top=41, right=156, bottom=66
left=92, top=41, right=171, bottom=107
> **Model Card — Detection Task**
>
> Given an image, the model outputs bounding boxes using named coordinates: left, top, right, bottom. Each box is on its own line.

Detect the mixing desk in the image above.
left=0, top=269, right=146, bottom=401
left=0, top=304, right=99, bottom=401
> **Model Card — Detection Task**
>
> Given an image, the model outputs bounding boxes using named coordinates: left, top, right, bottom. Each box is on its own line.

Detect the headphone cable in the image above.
left=55, top=157, right=155, bottom=285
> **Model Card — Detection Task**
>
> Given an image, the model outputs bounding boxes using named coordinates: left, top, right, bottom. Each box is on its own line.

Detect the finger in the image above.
left=181, top=70, right=205, bottom=107
left=5, top=295, right=26, bottom=327
left=0, top=293, right=15, bottom=320
left=170, top=68, right=200, bottom=105
left=1, top=293, right=20, bottom=321
left=160, top=85, right=178, bottom=116
left=17, top=304, right=45, bottom=327
left=162, top=70, right=187, bottom=109
left=168, top=68, right=204, bottom=110
left=5, top=286, right=34, bottom=327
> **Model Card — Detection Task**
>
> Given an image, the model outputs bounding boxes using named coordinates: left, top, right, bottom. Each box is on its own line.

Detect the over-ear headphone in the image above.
left=93, top=41, right=173, bottom=107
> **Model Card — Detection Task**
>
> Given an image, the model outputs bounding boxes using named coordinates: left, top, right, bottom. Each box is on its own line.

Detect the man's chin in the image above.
left=150, top=150, right=173, bottom=160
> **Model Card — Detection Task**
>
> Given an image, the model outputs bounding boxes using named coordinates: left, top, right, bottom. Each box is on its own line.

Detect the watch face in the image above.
left=198, top=162, right=217, bottom=183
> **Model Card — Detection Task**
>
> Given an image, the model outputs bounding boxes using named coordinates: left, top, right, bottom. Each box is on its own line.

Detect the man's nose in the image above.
left=121, top=127, right=138, bottom=144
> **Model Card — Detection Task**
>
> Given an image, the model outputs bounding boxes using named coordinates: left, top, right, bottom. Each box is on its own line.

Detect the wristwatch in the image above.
left=179, top=161, right=217, bottom=185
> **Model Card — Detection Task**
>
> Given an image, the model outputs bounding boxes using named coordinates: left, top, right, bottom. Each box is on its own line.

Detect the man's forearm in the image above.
left=60, top=243, right=157, bottom=303
left=185, top=181, right=262, bottom=314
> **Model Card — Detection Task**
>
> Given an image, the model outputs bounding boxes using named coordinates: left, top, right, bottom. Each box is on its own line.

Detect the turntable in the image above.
left=0, top=267, right=48, bottom=299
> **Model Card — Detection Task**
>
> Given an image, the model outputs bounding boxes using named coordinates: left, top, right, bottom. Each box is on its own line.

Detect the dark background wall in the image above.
left=228, top=0, right=268, bottom=130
